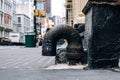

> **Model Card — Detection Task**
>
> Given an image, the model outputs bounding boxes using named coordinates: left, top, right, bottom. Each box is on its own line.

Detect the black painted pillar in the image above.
left=82, top=0, right=120, bottom=69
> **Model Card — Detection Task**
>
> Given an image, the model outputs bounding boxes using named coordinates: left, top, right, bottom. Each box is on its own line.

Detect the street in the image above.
left=0, top=46, right=55, bottom=70
left=0, top=46, right=120, bottom=80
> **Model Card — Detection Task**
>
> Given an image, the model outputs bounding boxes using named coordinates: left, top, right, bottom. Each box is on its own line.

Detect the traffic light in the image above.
left=34, top=9, right=39, bottom=17
left=34, top=10, right=46, bottom=17
left=39, top=10, right=46, bottom=17
left=46, top=18, right=49, bottom=23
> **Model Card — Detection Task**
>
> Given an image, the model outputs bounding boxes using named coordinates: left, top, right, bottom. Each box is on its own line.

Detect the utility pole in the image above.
left=34, top=0, right=37, bottom=36
left=33, top=0, right=46, bottom=46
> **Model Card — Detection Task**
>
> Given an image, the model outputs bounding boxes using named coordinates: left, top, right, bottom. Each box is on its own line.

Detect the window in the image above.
left=0, top=0, right=3, bottom=9
left=66, top=4, right=72, bottom=8
left=0, top=0, right=1, bottom=9
left=18, top=17, right=21, bottom=23
left=67, top=0, right=72, bottom=2
left=0, top=13, right=3, bottom=24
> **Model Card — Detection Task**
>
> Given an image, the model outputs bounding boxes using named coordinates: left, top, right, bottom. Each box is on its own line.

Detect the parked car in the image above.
left=0, top=37, right=11, bottom=45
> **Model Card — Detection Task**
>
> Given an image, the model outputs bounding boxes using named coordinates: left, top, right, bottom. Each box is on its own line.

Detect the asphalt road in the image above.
left=0, top=69, right=120, bottom=80
left=0, top=46, right=55, bottom=70
left=0, top=46, right=120, bottom=80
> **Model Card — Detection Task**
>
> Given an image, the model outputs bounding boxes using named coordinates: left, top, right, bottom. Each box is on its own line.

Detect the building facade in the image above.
left=16, top=1, right=34, bottom=32
left=16, top=14, right=30, bottom=42
left=44, top=0, right=51, bottom=17
left=53, top=16, right=65, bottom=26
left=65, top=0, right=88, bottom=26
left=16, top=14, right=30, bottom=33
left=65, top=0, right=72, bottom=26
left=0, top=0, right=13, bottom=38
left=12, top=0, right=17, bottom=33
left=72, top=0, right=88, bottom=25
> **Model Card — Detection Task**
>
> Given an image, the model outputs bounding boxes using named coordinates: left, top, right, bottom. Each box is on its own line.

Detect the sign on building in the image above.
left=4, top=13, right=9, bottom=24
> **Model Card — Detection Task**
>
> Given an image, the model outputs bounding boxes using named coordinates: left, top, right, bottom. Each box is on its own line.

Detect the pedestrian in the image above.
left=36, top=38, right=40, bottom=47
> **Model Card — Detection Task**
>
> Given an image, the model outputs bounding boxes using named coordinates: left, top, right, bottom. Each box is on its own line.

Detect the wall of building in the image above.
left=0, top=0, right=13, bottom=38
left=72, top=0, right=88, bottom=25
left=16, top=14, right=30, bottom=33
left=65, top=0, right=88, bottom=26
left=16, top=14, right=30, bottom=42
left=44, top=0, right=51, bottom=17
left=16, top=1, right=34, bottom=32
left=65, top=0, right=72, bottom=26
left=12, top=0, right=17, bottom=33
left=53, top=16, right=65, bottom=26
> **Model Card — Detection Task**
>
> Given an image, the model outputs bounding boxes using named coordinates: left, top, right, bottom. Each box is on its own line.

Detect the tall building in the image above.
left=0, top=0, right=13, bottom=38
left=44, top=0, right=51, bottom=17
left=16, top=1, right=34, bottom=32
left=15, top=14, right=30, bottom=42
left=16, top=14, right=30, bottom=33
left=15, top=0, right=33, bottom=43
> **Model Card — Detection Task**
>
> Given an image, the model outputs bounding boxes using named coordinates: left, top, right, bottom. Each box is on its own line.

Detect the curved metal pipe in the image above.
left=42, top=24, right=84, bottom=60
